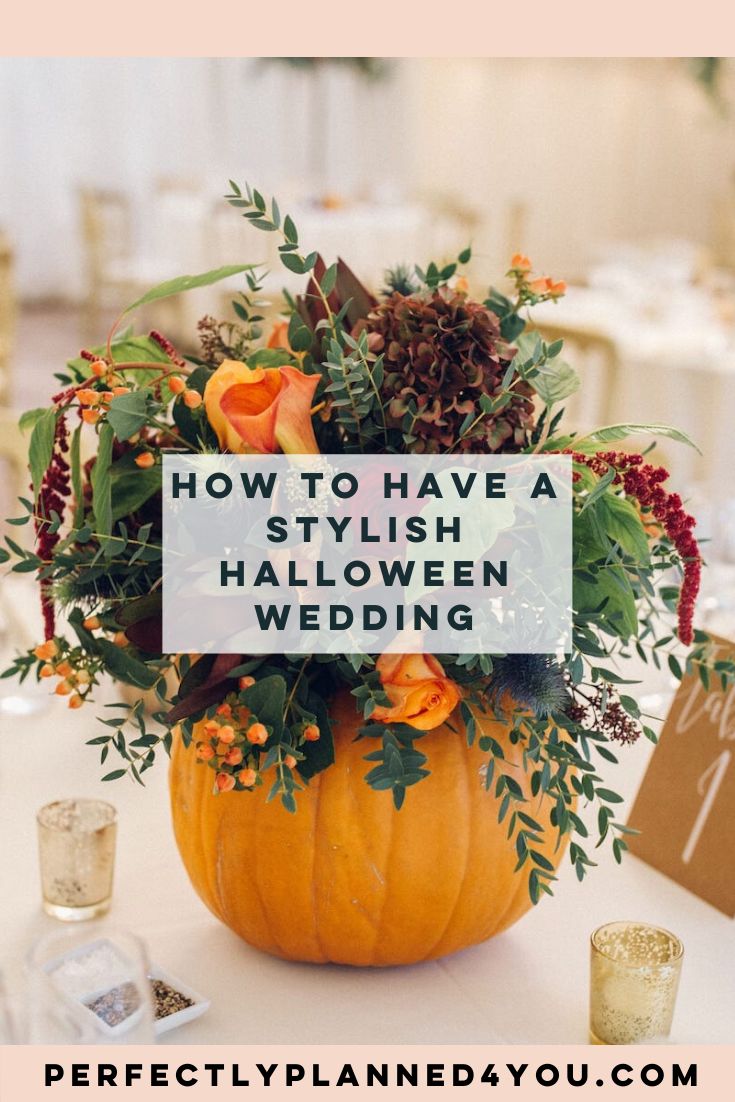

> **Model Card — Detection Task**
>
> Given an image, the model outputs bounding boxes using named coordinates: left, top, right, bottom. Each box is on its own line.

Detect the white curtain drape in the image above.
left=0, top=58, right=732, bottom=299
left=0, top=58, right=408, bottom=298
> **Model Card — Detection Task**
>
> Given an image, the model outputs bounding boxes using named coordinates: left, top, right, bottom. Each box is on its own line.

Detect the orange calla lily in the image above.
left=203, top=359, right=320, bottom=454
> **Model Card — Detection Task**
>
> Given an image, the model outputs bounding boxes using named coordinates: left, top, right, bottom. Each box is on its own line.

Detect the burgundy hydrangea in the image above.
left=571, top=450, right=701, bottom=646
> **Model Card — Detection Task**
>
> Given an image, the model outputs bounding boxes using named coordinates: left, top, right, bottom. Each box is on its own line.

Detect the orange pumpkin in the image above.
left=169, top=689, right=569, bottom=966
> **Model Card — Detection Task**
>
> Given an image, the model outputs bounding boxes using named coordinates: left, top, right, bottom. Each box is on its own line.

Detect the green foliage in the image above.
left=4, top=178, right=731, bottom=910
left=574, top=422, right=700, bottom=454
left=90, top=422, right=114, bottom=547
left=361, top=724, right=430, bottom=810
left=106, top=391, right=149, bottom=440
left=124, top=264, right=256, bottom=314
left=29, top=408, right=58, bottom=499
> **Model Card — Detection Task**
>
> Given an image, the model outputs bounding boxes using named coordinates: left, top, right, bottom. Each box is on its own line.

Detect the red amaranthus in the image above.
left=572, top=450, right=701, bottom=646
left=34, top=409, right=71, bottom=639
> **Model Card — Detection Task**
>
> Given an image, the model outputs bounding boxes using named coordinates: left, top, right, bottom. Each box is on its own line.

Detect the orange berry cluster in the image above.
left=507, top=254, right=566, bottom=302
left=34, top=640, right=91, bottom=709
left=194, top=684, right=319, bottom=795
left=195, top=700, right=268, bottom=793
left=77, top=362, right=131, bottom=425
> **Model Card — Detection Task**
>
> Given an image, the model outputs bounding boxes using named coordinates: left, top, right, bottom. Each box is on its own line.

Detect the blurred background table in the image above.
left=1, top=577, right=733, bottom=1045
left=534, top=240, right=735, bottom=505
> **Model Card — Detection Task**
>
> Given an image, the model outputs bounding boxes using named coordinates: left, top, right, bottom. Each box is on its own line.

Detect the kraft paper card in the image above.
left=627, top=636, right=735, bottom=917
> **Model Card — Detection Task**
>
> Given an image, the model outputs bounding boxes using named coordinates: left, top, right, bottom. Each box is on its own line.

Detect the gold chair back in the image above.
left=534, top=321, right=621, bottom=430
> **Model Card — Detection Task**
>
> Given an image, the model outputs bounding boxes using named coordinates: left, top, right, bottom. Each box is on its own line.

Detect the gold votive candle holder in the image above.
left=590, top=921, right=683, bottom=1044
left=37, top=799, right=117, bottom=921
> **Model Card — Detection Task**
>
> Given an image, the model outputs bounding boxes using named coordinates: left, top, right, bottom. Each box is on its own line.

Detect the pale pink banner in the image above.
left=0, top=1044, right=730, bottom=1099
left=1, top=3, right=734, bottom=56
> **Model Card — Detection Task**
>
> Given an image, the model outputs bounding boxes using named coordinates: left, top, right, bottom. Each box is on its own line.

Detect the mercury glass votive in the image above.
left=589, top=921, right=683, bottom=1044
left=37, top=799, right=117, bottom=921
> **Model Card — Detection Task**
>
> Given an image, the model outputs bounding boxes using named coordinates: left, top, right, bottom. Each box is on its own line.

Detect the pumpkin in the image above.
left=170, top=688, right=569, bottom=966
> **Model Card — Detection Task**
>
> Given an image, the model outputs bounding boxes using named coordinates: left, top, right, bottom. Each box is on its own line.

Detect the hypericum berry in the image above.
left=217, top=725, right=235, bottom=745
left=215, top=772, right=236, bottom=793
left=303, top=724, right=320, bottom=742
left=34, top=640, right=58, bottom=661
left=55, top=660, right=73, bottom=678
left=82, top=409, right=101, bottom=425
left=239, top=675, right=255, bottom=690
left=183, top=389, right=203, bottom=410
left=76, top=388, right=99, bottom=406
left=284, top=754, right=297, bottom=769
left=68, top=693, right=84, bottom=710
left=224, top=746, right=243, bottom=766
left=39, top=663, right=55, bottom=678
left=168, top=376, right=186, bottom=395
left=90, top=360, right=107, bottom=377
left=55, top=679, right=72, bottom=696
left=82, top=616, right=100, bottom=630
left=196, top=742, right=215, bottom=761
left=237, top=767, right=257, bottom=787
left=216, top=702, right=232, bottom=718
left=75, top=669, right=91, bottom=685
left=112, top=385, right=130, bottom=396
left=203, top=719, right=219, bottom=736
left=246, top=722, right=268, bottom=746
left=113, top=631, right=128, bottom=648
left=134, top=452, right=155, bottom=469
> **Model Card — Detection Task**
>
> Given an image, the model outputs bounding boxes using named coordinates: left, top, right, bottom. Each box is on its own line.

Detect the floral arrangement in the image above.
left=3, top=182, right=732, bottom=904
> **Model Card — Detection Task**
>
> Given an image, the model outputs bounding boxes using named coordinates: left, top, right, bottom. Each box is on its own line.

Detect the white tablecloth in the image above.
left=533, top=280, right=735, bottom=508
left=0, top=580, right=733, bottom=1046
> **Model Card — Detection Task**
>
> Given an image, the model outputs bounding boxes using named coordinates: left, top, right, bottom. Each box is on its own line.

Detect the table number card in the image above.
left=627, top=635, right=735, bottom=917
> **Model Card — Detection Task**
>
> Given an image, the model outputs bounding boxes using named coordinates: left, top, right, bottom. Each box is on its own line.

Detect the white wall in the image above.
left=405, top=58, right=735, bottom=283
left=0, top=57, right=732, bottom=298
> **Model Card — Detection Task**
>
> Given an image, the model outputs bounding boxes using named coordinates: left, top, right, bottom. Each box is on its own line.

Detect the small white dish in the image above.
left=43, top=938, right=210, bottom=1037
left=149, top=965, right=210, bottom=1036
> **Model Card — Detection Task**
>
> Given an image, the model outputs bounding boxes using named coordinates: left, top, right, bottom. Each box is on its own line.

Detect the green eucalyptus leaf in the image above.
left=94, top=638, right=159, bottom=689
left=574, top=422, right=701, bottom=454
left=110, top=466, right=161, bottom=522
left=595, top=492, right=650, bottom=563
left=297, top=692, right=335, bottom=780
left=123, top=264, right=255, bottom=314
left=106, top=391, right=149, bottom=441
left=70, top=424, right=84, bottom=527
left=19, top=407, right=48, bottom=433
left=91, top=422, right=114, bottom=546
left=533, top=360, right=580, bottom=408
left=241, top=675, right=286, bottom=738
left=29, top=408, right=58, bottom=500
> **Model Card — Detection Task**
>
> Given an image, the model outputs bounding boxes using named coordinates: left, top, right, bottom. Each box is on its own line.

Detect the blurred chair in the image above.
left=0, top=408, right=29, bottom=554
left=534, top=322, right=621, bottom=430
left=0, top=410, right=26, bottom=499
left=0, top=232, right=16, bottom=407
left=78, top=188, right=167, bottom=341
left=505, top=198, right=529, bottom=263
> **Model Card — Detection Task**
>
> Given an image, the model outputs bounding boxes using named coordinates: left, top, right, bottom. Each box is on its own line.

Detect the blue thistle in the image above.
left=488, top=655, right=569, bottom=717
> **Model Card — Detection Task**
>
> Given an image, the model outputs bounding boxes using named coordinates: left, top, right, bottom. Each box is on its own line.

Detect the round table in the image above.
left=0, top=580, right=732, bottom=1045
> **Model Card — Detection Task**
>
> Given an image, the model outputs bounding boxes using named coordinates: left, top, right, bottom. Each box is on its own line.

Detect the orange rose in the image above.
left=528, top=276, right=567, bottom=300
left=204, top=359, right=319, bottom=454
left=370, top=653, right=461, bottom=732
left=510, top=253, right=532, bottom=273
